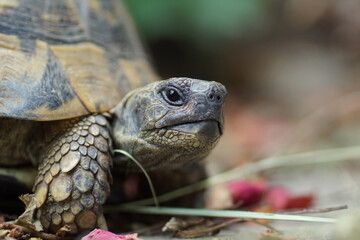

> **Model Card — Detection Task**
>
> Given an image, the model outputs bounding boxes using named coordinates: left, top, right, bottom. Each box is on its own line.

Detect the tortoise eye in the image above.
left=162, top=87, right=184, bottom=106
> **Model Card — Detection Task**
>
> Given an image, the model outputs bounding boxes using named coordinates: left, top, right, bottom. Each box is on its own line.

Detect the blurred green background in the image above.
left=124, top=0, right=266, bottom=43
left=123, top=0, right=270, bottom=96
left=123, top=0, right=360, bottom=109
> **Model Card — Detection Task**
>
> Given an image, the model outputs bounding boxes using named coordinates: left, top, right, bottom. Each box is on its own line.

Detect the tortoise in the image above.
left=0, top=0, right=226, bottom=235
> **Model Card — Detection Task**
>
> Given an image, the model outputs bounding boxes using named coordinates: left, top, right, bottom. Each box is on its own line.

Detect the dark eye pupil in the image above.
left=167, top=89, right=180, bottom=102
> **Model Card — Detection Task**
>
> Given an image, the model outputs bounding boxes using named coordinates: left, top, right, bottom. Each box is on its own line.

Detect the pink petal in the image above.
left=82, top=229, right=140, bottom=240
left=228, top=179, right=266, bottom=207
left=265, top=186, right=291, bottom=210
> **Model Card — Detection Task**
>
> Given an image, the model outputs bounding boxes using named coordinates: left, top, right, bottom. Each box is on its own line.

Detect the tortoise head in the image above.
left=112, top=77, right=226, bottom=170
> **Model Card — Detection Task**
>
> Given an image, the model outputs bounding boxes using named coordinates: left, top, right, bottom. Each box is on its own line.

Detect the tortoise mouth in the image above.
left=164, top=120, right=222, bottom=139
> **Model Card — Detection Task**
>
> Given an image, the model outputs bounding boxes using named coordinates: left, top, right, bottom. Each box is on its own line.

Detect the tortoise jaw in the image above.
left=135, top=119, right=222, bottom=170
left=164, top=120, right=222, bottom=138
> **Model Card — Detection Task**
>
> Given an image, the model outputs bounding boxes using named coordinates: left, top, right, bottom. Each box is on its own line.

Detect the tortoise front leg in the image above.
left=18, top=114, right=113, bottom=234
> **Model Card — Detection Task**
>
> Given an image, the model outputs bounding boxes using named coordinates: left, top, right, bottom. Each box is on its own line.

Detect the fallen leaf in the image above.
left=0, top=222, right=60, bottom=240
left=9, top=227, right=22, bottom=238
left=205, top=184, right=233, bottom=210
left=162, top=217, right=206, bottom=232
left=55, top=225, right=71, bottom=238
left=0, top=229, right=10, bottom=238
left=162, top=218, right=243, bottom=238
left=248, top=206, right=276, bottom=225
left=15, top=194, right=43, bottom=231
left=258, top=231, right=297, bottom=240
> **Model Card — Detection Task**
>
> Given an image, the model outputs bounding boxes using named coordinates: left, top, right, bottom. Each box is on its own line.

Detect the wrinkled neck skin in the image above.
left=111, top=78, right=226, bottom=171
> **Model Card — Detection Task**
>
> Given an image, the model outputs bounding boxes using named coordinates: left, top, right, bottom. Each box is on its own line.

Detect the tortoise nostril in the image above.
left=208, top=92, right=222, bottom=103
left=207, top=82, right=226, bottom=104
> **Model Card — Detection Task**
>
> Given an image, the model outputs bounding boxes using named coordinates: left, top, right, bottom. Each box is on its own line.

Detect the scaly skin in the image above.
left=17, top=114, right=112, bottom=234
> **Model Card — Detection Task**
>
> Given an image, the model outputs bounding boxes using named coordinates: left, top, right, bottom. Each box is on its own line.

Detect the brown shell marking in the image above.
left=0, top=33, right=88, bottom=120
left=49, top=43, right=122, bottom=113
left=30, top=114, right=113, bottom=233
left=0, top=0, right=158, bottom=121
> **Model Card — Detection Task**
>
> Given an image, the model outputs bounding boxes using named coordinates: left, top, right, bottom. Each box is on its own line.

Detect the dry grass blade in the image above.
left=109, top=206, right=337, bottom=223
left=280, top=205, right=348, bottom=215
left=114, top=149, right=159, bottom=208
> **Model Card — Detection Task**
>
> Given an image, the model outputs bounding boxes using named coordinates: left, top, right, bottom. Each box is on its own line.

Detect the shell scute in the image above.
left=0, top=0, right=158, bottom=120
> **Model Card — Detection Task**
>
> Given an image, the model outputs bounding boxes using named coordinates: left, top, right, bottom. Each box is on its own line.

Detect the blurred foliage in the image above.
left=123, top=0, right=360, bottom=117
left=123, top=0, right=268, bottom=45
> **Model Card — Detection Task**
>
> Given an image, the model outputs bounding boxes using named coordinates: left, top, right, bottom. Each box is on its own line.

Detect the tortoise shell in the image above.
left=0, top=0, right=158, bottom=121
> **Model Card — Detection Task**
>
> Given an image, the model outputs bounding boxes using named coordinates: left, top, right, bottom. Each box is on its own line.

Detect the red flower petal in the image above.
left=286, top=195, right=314, bottom=209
